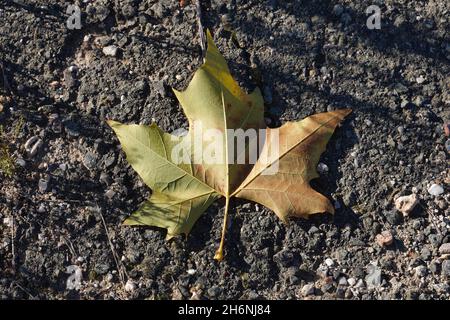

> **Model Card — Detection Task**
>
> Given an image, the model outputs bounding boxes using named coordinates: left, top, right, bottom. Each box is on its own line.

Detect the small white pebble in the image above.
left=105, top=273, right=113, bottom=282
left=338, top=277, right=348, bottom=286
left=187, top=269, right=196, bottom=275
left=3, top=217, right=13, bottom=228
left=105, top=189, right=116, bottom=199
left=103, top=45, right=118, bottom=57
left=439, top=243, right=450, bottom=255
left=416, top=75, right=425, bottom=84
left=428, top=184, right=444, bottom=196
left=347, top=277, right=356, bottom=286
left=66, top=265, right=82, bottom=290
left=317, top=162, right=329, bottom=174
left=325, top=258, right=334, bottom=267
left=355, top=279, right=365, bottom=288
left=301, top=283, right=315, bottom=296
left=68, top=65, right=78, bottom=72
left=37, top=204, right=46, bottom=213
left=395, top=193, right=419, bottom=217
left=125, top=280, right=137, bottom=292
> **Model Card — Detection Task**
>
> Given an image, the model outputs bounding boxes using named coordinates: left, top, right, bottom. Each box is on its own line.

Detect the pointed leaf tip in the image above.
left=206, top=29, right=213, bottom=40
left=205, top=29, right=216, bottom=49
left=106, top=119, right=121, bottom=128
left=123, top=217, right=139, bottom=226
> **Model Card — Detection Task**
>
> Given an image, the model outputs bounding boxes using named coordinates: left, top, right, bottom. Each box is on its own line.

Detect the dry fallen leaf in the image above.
left=108, top=31, right=351, bottom=261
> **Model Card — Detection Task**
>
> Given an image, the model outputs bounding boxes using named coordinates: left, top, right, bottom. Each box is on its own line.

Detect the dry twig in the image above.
left=195, top=0, right=206, bottom=57
left=98, top=210, right=128, bottom=285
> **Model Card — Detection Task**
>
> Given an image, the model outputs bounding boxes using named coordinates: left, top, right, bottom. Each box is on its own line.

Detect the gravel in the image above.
left=384, top=210, right=401, bottom=225
left=102, top=45, right=119, bottom=57
left=124, top=280, right=137, bottom=292
left=395, top=194, right=419, bottom=216
left=428, top=184, right=445, bottom=196
left=301, top=284, right=315, bottom=297
left=0, top=0, right=449, bottom=300
left=347, top=277, right=356, bottom=287
left=325, top=258, right=335, bottom=267
left=365, top=264, right=382, bottom=289
left=439, top=243, right=450, bottom=255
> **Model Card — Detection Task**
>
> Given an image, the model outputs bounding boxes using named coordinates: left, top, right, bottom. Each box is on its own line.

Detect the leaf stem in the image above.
left=214, top=88, right=230, bottom=262
left=214, top=196, right=230, bottom=261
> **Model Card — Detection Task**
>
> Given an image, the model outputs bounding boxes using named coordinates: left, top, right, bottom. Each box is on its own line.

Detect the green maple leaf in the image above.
left=108, top=31, right=351, bottom=260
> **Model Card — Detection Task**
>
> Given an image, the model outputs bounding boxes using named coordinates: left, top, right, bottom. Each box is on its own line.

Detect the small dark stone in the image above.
left=38, top=175, right=51, bottom=193
left=247, top=291, right=261, bottom=300
left=134, top=80, right=148, bottom=96
left=126, top=250, right=141, bottom=264
left=103, top=153, right=116, bottom=168
left=122, top=4, right=137, bottom=19
left=63, top=68, right=77, bottom=89
left=207, top=286, right=222, bottom=298
left=99, top=172, right=112, bottom=185
left=63, top=120, right=80, bottom=137
left=96, top=5, right=110, bottom=22
left=321, top=282, right=334, bottom=293
left=332, top=4, right=344, bottom=16
left=50, top=116, right=63, bottom=134
left=384, top=210, right=401, bottom=225
left=308, top=226, right=320, bottom=234
left=83, top=152, right=98, bottom=171
left=94, top=139, right=107, bottom=155
left=336, top=287, right=345, bottom=299
left=151, top=3, right=167, bottom=18
left=428, top=234, right=442, bottom=248
left=94, top=263, right=110, bottom=275
left=405, top=289, right=419, bottom=300
left=420, top=247, right=432, bottom=261
left=332, top=270, right=342, bottom=280
left=153, top=80, right=166, bottom=97
left=178, top=274, right=190, bottom=287
left=362, top=216, right=373, bottom=230
left=429, top=260, right=440, bottom=274
left=340, top=13, right=352, bottom=24
left=139, top=14, right=149, bottom=24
